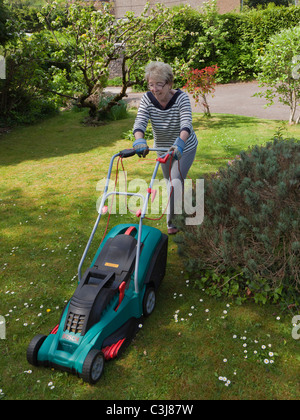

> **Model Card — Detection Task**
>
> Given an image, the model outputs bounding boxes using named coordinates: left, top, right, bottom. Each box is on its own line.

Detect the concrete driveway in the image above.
left=199, top=81, right=290, bottom=120
left=107, top=81, right=290, bottom=121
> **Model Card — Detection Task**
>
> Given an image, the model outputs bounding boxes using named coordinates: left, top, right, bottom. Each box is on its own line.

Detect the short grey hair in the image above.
left=145, top=61, right=174, bottom=84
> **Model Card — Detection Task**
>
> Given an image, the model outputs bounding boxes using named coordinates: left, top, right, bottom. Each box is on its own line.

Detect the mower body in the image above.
left=27, top=148, right=170, bottom=383
left=32, top=223, right=167, bottom=379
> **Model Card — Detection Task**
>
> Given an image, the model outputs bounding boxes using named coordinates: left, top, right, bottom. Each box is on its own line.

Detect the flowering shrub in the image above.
left=182, top=65, right=218, bottom=116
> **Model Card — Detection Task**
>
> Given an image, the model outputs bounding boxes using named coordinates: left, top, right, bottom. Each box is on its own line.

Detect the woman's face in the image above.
left=148, top=78, right=172, bottom=101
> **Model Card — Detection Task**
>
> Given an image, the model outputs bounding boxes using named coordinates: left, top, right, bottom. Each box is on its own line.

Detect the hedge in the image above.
left=163, top=4, right=300, bottom=83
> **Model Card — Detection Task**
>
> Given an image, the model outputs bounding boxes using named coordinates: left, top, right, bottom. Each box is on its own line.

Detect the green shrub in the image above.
left=164, top=4, right=300, bottom=83
left=175, top=138, right=300, bottom=308
left=97, top=94, right=129, bottom=121
left=0, top=91, right=58, bottom=126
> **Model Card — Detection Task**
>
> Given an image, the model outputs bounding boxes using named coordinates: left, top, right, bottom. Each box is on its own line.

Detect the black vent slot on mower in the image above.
left=66, top=312, right=86, bottom=335
left=64, top=234, right=138, bottom=336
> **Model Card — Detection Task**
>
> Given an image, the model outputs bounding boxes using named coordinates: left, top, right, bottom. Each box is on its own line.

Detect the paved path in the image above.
left=199, top=81, right=289, bottom=120
left=105, top=81, right=290, bottom=121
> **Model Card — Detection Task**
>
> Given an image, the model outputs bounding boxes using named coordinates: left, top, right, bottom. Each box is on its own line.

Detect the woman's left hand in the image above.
left=168, top=137, right=185, bottom=160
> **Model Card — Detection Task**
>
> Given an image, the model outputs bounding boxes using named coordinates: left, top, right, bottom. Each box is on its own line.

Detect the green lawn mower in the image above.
left=27, top=148, right=170, bottom=384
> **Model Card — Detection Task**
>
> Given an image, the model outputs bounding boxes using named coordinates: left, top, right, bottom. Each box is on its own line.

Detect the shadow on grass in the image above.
left=0, top=110, right=135, bottom=167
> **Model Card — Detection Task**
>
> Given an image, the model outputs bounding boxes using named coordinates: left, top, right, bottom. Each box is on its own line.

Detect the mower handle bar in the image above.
left=119, top=147, right=171, bottom=159
left=78, top=148, right=171, bottom=293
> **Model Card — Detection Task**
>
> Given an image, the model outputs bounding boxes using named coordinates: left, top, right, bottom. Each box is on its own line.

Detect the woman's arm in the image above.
left=178, top=93, right=193, bottom=142
left=179, top=129, right=189, bottom=143
left=133, top=94, right=150, bottom=138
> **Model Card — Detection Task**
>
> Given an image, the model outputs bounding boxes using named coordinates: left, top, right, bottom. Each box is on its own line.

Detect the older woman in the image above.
left=132, top=61, right=198, bottom=235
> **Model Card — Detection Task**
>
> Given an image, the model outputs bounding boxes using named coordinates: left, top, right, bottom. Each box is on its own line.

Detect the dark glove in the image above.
left=133, top=138, right=149, bottom=158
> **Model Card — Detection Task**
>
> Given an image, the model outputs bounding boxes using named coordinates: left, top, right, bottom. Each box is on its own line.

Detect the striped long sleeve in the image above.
left=133, top=89, right=198, bottom=154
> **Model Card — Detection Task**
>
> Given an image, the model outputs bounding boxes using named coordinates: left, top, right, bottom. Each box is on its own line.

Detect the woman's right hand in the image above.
left=133, top=138, right=149, bottom=158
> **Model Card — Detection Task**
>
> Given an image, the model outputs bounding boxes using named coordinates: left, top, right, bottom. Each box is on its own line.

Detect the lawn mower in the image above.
left=27, top=148, right=171, bottom=384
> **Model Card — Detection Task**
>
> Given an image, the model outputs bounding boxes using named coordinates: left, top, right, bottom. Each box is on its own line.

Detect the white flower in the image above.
left=264, top=359, right=269, bottom=364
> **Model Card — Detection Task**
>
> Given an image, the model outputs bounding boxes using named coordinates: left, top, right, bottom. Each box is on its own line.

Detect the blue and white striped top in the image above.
left=133, top=89, right=198, bottom=155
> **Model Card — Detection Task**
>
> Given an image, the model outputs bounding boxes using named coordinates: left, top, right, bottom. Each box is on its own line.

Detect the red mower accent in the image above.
left=115, top=281, right=126, bottom=311
left=50, top=325, right=59, bottom=335
left=102, top=338, right=126, bottom=360
left=124, top=226, right=137, bottom=236
left=156, top=153, right=173, bottom=164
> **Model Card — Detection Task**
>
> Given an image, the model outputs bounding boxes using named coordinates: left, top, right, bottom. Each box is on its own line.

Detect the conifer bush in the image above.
left=176, top=138, right=300, bottom=307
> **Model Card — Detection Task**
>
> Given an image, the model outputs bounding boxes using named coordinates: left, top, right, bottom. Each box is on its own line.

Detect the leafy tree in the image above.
left=0, top=8, right=60, bottom=125
left=0, top=28, right=57, bottom=124
left=0, top=0, right=10, bottom=45
left=255, top=25, right=300, bottom=124
left=34, top=1, right=188, bottom=122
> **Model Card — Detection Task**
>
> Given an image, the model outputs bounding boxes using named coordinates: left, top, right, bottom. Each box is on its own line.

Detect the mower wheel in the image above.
left=143, top=287, right=156, bottom=317
left=82, top=349, right=104, bottom=384
left=27, top=334, right=47, bottom=366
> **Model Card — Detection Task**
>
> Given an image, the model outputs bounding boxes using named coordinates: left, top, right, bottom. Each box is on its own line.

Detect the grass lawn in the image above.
left=0, top=109, right=299, bottom=400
